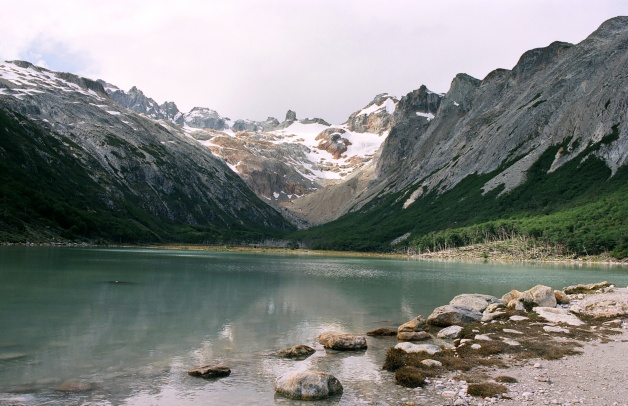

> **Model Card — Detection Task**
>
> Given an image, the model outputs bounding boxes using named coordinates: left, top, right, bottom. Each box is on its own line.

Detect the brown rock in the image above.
left=187, top=365, right=231, bottom=379
left=398, top=315, right=426, bottom=332
left=397, top=331, right=431, bottom=341
left=563, top=281, right=611, bottom=294
left=554, top=290, right=570, bottom=304
left=366, top=328, right=397, bottom=336
left=276, top=344, right=316, bottom=359
left=318, top=331, right=367, bottom=350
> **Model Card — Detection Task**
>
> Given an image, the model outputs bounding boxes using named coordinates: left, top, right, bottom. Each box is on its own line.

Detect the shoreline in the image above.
left=2, top=241, right=627, bottom=266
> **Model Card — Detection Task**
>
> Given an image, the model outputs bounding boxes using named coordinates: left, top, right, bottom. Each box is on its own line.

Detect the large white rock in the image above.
left=394, top=342, right=442, bottom=355
left=449, top=294, right=504, bottom=312
left=274, top=371, right=343, bottom=400
left=437, top=325, right=464, bottom=339
left=533, top=307, right=584, bottom=326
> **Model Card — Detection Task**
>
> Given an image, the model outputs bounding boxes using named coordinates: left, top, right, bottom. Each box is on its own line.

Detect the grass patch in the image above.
left=495, top=376, right=518, bottom=383
left=395, top=366, right=427, bottom=388
left=467, top=382, right=508, bottom=398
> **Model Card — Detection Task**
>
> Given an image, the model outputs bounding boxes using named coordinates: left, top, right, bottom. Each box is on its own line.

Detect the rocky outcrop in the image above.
left=182, top=107, right=228, bottom=130
left=315, top=128, right=351, bottom=159
left=318, top=331, right=367, bottom=350
left=274, top=371, right=343, bottom=400
left=344, top=93, right=399, bottom=134
left=187, top=365, right=231, bottom=379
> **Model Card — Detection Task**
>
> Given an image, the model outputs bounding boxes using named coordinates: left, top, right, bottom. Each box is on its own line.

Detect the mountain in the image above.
left=0, top=17, right=626, bottom=257
left=95, top=84, right=398, bottom=226
left=0, top=61, right=293, bottom=243
left=296, top=16, right=628, bottom=257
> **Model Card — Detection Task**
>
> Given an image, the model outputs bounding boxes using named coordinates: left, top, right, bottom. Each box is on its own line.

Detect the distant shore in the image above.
left=147, top=243, right=628, bottom=266
left=2, top=241, right=626, bottom=265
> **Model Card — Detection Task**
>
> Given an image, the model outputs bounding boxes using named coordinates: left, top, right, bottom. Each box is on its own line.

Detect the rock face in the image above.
left=290, top=17, right=628, bottom=237
left=276, top=344, right=316, bottom=359
left=344, top=93, right=399, bottom=134
left=187, top=365, right=231, bottom=379
left=274, top=371, right=343, bottom=400
left=0, top=61, right=293, bottom=242
left=317, top=331, right=368, bottom=350
left=182, top=107, right=228, bottom=130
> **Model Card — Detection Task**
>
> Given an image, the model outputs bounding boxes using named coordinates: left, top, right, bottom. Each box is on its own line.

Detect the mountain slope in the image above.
left=295, top=17, right=628, bottom=257
left=0, top=61, right=293, bottom=243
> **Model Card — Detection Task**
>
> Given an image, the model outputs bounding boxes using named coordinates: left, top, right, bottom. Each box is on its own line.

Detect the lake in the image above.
left=0, top=247, right=626, bottom=405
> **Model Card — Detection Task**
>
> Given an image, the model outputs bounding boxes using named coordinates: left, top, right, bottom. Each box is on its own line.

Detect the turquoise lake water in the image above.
left=0, top=247, right=626, bottom=405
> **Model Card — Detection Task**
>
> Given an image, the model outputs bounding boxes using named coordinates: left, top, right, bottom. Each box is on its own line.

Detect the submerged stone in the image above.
left=274, top=371, right=343, bottom=400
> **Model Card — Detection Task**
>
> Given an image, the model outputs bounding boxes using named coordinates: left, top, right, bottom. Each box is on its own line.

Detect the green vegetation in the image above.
left=296, top=127, right=627, bottom=259
left=0, top=109, right=292, bottom=244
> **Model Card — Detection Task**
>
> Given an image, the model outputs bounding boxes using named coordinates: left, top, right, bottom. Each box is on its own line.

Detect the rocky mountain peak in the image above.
left=512, top=41, right=573, bottom=80
left=344, top=93, right=399, bottom=134
left=586, top=16, right=628, bottom=42
left=393, top=85, right=441, bottom=121
left=285, top=110, right=297, bottom=121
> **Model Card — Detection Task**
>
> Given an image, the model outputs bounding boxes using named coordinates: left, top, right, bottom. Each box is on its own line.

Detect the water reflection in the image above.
left=0, top=247, right=626, bottom=405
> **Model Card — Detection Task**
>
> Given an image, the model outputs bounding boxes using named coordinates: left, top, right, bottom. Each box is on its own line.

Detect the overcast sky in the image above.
left=1, top=1, right=626, bottom=123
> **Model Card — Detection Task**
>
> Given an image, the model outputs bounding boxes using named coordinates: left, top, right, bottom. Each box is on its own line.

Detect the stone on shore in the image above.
left=554, top=290, right=570, bottom=304
left=187, top=365, right=231, bottom=379
left=397, top=331, right=431, bottom=341
left=421, top=359, right=443, bottom=367
left=522, top=285, right=557, bottom=308
left=427, top=305, right=482, bottom=326
left=276, top=344, right=316, bottom=359
left=563, top=281, right=610, bottom=294
left=568, top=287, right=628, bottom=318
left=437, top=325, right=464, bottom=339
left=449, top=294, right=504, bottom=312
left=274, top=371, right=343, bottom=400
left=503, top=285, right=557, bottom=309
left=533, top=307, right=584, bottom=326
left=394, top=342, right=442, bottom=355
left=398, top=315, right=426, bottom=332
left=367, top=328, right=397, bottom=336
left=318, top=331, right=367, bottom=350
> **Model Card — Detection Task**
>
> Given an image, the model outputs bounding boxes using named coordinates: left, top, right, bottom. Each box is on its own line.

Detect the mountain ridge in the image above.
left=0, top=16, right=626, bottom=256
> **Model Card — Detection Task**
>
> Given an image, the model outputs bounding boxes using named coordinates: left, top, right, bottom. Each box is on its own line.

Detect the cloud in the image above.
left=1, top=0, right=625, bottom=123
